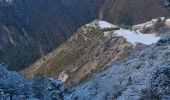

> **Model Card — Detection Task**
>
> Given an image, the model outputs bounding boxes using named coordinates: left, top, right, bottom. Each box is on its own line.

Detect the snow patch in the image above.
left=99, top=20, right=160, bottom=45
left=161, top=17, right=165, bottom=21
left=98, top=21, right=117, bottom=29
left=114, top=29, right=160, bottom=45
left=165, top=18, right=170, bottom=26
left=58, top=71, right=69, bottom=83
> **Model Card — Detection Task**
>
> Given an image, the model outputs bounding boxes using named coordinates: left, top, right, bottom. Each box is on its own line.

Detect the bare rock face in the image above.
left=21, top=20, right=132, bottom=87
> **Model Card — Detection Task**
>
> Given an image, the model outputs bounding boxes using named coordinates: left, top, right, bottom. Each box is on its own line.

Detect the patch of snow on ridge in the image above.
left=98, top=21, right=117, bottom=29
left=166, top=18, right=170, bottom=26
left=114, top=29, right=160, bottom=45
left=98, top=20, right=160, bottom=45
left=58, top=71, right=69, bottom=83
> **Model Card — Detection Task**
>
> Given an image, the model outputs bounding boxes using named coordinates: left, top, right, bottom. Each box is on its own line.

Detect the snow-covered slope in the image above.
left=64, top=35, right=170, bottom=100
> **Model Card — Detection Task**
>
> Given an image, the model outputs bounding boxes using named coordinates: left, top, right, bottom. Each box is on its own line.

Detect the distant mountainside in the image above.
left=0, top=0, right=103, bottom=70
left=99, top=0, right=170, bottom=25
left=0, top=0, right=170, bottom=71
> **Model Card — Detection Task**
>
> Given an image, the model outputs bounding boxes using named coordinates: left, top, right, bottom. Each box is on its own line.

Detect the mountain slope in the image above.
left=0, top=0, right=170, bottom=71
left=21, top=20, right=133, bottom=87
left=1, top=34, right=170, bottom=100
left=22, top=18, right=169, bottom=87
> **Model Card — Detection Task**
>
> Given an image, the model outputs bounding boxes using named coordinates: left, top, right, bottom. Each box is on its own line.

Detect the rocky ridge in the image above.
left=22, top=18, right=170, bottom=88
left=21, top=20, right=132, bottom=87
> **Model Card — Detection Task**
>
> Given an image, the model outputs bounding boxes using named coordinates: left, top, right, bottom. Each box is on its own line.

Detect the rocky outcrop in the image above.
left=132, top=18, right=170, bottom=35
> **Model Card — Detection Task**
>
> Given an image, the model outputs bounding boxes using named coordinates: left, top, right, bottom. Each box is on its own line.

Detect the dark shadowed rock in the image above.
left=157, top=34, right=170, bottom=44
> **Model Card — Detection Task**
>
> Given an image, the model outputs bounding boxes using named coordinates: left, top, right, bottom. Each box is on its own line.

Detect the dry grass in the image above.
left=21, top=24, right=132, bottom=87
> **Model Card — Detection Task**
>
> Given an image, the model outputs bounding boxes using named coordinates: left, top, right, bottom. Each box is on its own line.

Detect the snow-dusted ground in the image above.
left=64, top=36, right=170, bottom=100
left=63, top=21, right=169, bottom=100
left=114, top=29, right=160, bottom=45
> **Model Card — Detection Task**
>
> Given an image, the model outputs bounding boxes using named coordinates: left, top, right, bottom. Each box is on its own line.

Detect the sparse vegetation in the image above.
left=21, top=22, right=132, bottom=87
